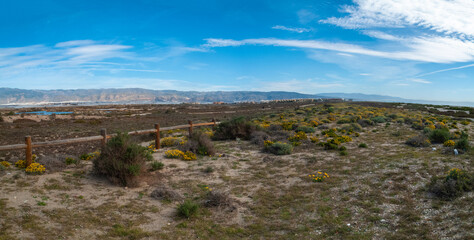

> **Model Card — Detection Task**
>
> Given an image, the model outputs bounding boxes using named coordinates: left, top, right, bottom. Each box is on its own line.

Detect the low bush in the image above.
left=151, top=161, right=164, bottom=171
left=250, top=131, right=270, bottom=146
left=180, top=131, right=215, bottom=156
left=93, top=133, right=150, bottom=187
left=213, top=117, right=257, bottom=140
left=455, top=138, right=470, bottom=151
left=427, top=168, right=473, bottom=200
left=358, top=143, right=368, bottom=148
left=203, top=191, right=235, bottom=211
left=160, top=137, right=181, bottom=147
left=151, top=187, right=183, bottom=202
left=429, top=129, right=450, bottom=143
left=406, top=134, right=431, bottom=147
left=264, top=141, right=293, bottom=155
left=177, top=200, right=199, bottom=218
left=371, top=116, right=387, bottom=123
left=358, top=119, right=374, bottom=127
left=295, top=126, right=315, bottom=133
left=65, top=157, right=77, bottom=165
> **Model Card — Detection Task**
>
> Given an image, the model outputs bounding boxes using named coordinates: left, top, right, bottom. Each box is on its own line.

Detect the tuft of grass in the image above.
left=177, top=200, right=199, bottom=218
left=358, top=143, right=368, bottom=148
left=150, top=161, right=164, bottom=171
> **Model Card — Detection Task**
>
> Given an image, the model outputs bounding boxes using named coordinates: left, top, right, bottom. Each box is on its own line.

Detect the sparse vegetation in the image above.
left=427, top=168, right=473, bottom=200
left=0, top=101, right=472, bottom=239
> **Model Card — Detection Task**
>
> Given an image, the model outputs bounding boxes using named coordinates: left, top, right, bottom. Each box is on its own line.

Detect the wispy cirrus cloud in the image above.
left=321, top=0, right=474, bottom=37
left=409, top=78, right=431, bottom=84
left=415, top=63, right=474, bottom=77
left=203, top=37, right=474, bottom=63
left=272, top=25, right=311, bottom=33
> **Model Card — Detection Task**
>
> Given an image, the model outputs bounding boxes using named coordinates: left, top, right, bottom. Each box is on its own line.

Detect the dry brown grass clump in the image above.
left=150, top=187, right=183, bottom=202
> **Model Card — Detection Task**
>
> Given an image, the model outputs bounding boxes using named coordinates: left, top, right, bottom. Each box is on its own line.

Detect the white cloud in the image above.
left=337, top=53, right=354, bottom=57
left=203, top=37, right=474, bottom=63
left=409, top=78, right=431, bottom=84
left=321, top=0, right=474, bottom=37
left=416, top=63, right=474, bottom=77
left=362, top=30, right=402, bottom=41
left=359, top=73, right=371, bottom=76
left=272, top=25, right=311, bottom=33
left=297, top=9, right=317, bottom=24
left=55, top=40, right=96, bottom=48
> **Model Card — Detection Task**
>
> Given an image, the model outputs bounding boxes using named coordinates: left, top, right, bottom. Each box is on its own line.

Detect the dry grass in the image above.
left=0, top=102, right=472, bottom=239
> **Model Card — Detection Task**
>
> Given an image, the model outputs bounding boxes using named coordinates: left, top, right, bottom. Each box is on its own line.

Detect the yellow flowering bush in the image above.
left=1, top=161, right=11, bottom=168
left=338, top=135, right=353, bottom=143
left=164, top=149, right=184, bottom=159
left=25, top=162, right=46, bottom=174
left=309, top=171, right=329, bottom=182
left=15, top=159, right=27, bottom=168
left=310, top=136, right=319, bottom=143
left=164, top=149, right=197, bottom=161
left=288, top=131, right=307, bottom=142
left=80, top=151, right=100, bottom=161
left=264, top=140, right=274, bottom=147
left=161, top=137, right=180, bottom=147
left=182, top=151, right=197, bottom=161
left=444, top=140, right=455, bottom=147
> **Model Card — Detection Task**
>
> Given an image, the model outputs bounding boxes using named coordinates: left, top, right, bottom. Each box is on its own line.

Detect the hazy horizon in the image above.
left=0, top=0, right=473, bottom=101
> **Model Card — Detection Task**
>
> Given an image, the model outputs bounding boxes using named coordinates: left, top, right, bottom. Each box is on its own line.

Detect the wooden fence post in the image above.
left=212, top=118, right=217, bottom=126
left=155, top=123, right=160, bottom=150
left=188, top=120, right=193, bottom=137
left=25, top=136, right=32, bottom=167
left=100, top=128, right=107, bottom=148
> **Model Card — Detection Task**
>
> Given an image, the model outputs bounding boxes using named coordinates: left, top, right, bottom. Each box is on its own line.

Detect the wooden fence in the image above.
left=0, top=119, right=218, bottom=167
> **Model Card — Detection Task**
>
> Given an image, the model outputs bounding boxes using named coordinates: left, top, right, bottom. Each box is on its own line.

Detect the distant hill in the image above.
left=0, top=88, right=322, bottom=105
left=0, top=88, right=472, bottom=107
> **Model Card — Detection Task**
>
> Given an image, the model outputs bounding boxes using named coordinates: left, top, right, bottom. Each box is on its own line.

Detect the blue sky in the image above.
left=0, top=0, right=473, bottom=101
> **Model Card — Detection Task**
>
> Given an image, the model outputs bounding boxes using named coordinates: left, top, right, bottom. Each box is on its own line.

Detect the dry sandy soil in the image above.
left=0, top=102, right=473, bottom=239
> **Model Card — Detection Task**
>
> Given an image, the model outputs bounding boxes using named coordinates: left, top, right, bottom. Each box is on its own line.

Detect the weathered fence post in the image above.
left=25, top=136, right=32, bottom=167
left=155, top=123, right=160, bottom=150
left=212, top=118, right=217, bottom=126
left=100, top=128, right=107, bottom=148
left=188, top=120, right=193, bottom=137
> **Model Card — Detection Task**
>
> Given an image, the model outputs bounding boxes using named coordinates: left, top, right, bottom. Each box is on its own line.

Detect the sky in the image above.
left=0, top=0, right=473, bottom=102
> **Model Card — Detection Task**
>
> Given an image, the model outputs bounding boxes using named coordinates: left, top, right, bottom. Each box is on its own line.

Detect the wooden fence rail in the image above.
left=0, top=119, right=218, bottom=167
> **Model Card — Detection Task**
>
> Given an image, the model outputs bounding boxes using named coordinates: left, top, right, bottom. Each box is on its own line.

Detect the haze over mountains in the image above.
left=0, top=88, right=473, bottom=107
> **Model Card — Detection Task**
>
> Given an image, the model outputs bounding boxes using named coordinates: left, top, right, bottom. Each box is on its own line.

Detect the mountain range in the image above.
left=0, top=88, right=472, bottom=107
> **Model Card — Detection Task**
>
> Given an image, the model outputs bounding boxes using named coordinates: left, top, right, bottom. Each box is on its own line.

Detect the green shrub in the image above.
left=427, top=168, right=473, bottom=200
left=213, top=117, right=257, bottom=140
left=371, top=116, right=386, bottom=123
left=151, top=161, right=164, bottom=171
left=203, top=166, right=214, bottom=173
left=180, top=131, right=215, bottom=156
left=428, top=129, right=450, bottom=143
left=455, top=138, right=470, bottom=151
left=65, top=157, right=77, bottom=165
left=340, top=150, right=348, bottom=156
left=295, top=126, right=315, bottom=133
left=265, top=142, right=293, bottom=155
left=357, top=119, right=374, bottom=127
left=93, top=133, right=150, bottom=187
left=406, top=134, right=431, bottom=147
left=358, top=143, right=368, bottom=148
left=0, top=164, right=5, bottom=171
left=177, top=200, right=199, bottom=218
